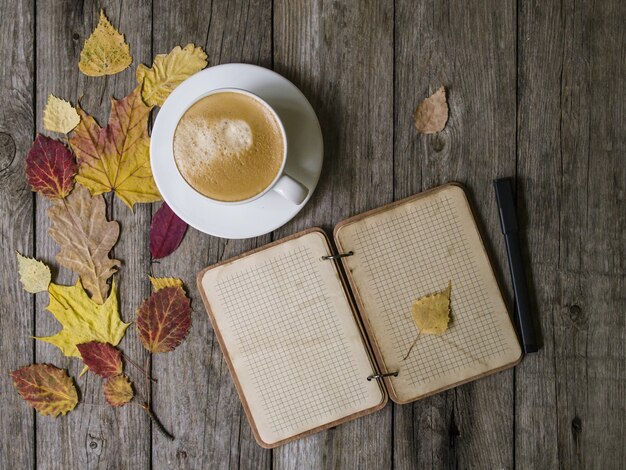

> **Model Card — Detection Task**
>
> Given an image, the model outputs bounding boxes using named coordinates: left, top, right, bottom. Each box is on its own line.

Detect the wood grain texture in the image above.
left=0, top=0, right=35, bottom=468
left=34, top=2, right=151, bottom=468
left=1, top=0, right=625, bottom=467
left=150, top=0, right=272, bottom=467
left=393, top=0, right=517, bottom=468
left=273, top=1, right=394, bottom=469
left=517, top=0, right=626, bottom=468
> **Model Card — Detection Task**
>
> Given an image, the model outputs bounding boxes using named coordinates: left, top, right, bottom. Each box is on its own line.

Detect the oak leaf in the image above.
left=36, top=279, right=129, bottom=358
left=103, top=374, right=133, bottom=406
left=411, top=281, right=452, bottom=335
left=79, top=9, right=132, bottom=77
left=69, top=86, right=161, bottom=209
left=413, top=86, right=448, bottom=134
left=16, top=252, right=51, bottom=294
left=150, top=203, right=188, bottom=259
left=137, top=286, right=191, bottom=353
left=43, top=95, right=80, bottom=134
left=48, top=185, right=120, bottom=304
left=77, top=341, right=122, bottom=378
left=25, top=134, right=77, bottom=199
left=148, top=275, right=184, bottom=291
left=10, top=364, right=78, bottom=417
left=136, top=44, right=208, bottom=107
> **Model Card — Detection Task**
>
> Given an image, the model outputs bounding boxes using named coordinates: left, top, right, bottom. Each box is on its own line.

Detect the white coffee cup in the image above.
left=174, top=87, right=308, bottom=205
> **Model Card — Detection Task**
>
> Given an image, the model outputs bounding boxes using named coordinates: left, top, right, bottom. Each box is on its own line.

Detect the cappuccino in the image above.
left=173, top=91, right=284, bottom=202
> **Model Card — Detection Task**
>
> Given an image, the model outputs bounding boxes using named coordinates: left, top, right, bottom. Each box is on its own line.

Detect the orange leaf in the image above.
left=413, top=86, right=448, bottom=134
left=77, top=341, right=122, bottom=378
left=69, top=86, right=161, bottom=209
left=103, top=374, right=133, bottom=406
left=10, top=364, right=78, bottom=417
left=136, top=286, right=191, bottom=353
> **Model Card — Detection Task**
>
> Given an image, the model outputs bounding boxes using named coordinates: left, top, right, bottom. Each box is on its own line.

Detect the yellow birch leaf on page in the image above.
left=79, top=9, right=132, bottom=77
left=411, top=281, right=452, bottom=335
left=148, top=275, right=184, bottom=291
left=43, top=95, right=81, bottom=134
left=136, top=44, right=208, bottom=107
left=36, top=280, right=129, bottom=358
left=69, top=86, right=161, bottom=209
left=16, top=252, right=51, bottom=294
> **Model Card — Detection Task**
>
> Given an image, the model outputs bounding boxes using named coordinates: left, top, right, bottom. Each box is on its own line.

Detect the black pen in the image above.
left=493, top=178, right=538, bottom=353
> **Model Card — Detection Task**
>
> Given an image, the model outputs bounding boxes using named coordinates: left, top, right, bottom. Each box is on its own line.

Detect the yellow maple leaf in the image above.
left=148, top=275, right=184, bottom=291
left=136, top=44, right=208, bottom=107
left=16, top=252, right=51, bottom=294
left=79, top=9, right=132, bottom=77
left=69, top=86, right=161, bottom=209
left=36, top=279, right=129, bottom=358
left=411, top=281, right=452, bottom=335
left=43, top=95, right=81, bottom=134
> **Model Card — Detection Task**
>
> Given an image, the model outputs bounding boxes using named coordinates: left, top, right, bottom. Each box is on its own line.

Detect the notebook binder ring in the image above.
left=367, top=371, right=399, bottom=381
left=322, top=251, right=354, bottom=260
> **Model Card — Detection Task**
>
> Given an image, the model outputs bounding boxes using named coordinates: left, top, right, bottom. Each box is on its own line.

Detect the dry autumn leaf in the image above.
left=25, top=134, right=77, bottom=199
left=413, top=86, right=448, bottom=134
left=36, top=279, right=129, bottom=358
left=150, top=203, right=188, bottom=259
left=136, top=44, right=208, bottom=107
left=77, top=341, right=123, bottom=378
left=16, top=252, right=51, bottom=294
left=10, top=364, right=78, bottom=417
left=79, top=9, right=132, bottom=77
left=43, top=95, right=81, bottom=134
left=137, top=286, right=191, bottom=353
left=69, top=86, right=161, bottom=209
left=411, top=281, right=452, bottom=335
left=103, top=374, right=133, bottom=406
left=48, top=185, right=120, bottom=304
left=148, top=275, right=184, bottom=291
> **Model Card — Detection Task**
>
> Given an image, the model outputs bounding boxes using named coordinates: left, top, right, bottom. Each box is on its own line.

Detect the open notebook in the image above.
left=197, top=183, right=522, bottom=447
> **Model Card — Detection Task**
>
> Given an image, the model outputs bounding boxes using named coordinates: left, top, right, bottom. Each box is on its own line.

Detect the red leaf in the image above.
left=136, top=286, right=191, bottom=353
left=10, top=364, right=78, bottom=416
left=77, top=341, right=123, bottom=378
left=103, top=374, right=133, bottom=406
left=149, top=203, right=187, bottom=259
left=25, top=134, right=77, bottom=199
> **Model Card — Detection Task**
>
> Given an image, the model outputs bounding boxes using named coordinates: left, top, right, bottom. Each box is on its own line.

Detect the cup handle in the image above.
left=272, top=173, right=308, bottom=205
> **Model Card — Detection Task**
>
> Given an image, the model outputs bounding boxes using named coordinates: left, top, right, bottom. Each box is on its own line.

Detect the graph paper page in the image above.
left=335, top=185, right=521, bottom=403
left=199, top=231, right=384, bottom=446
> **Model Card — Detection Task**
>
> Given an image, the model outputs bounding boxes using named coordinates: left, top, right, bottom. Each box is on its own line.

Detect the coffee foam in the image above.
left=174, top=118, right=253, bottom=168
left=173, top=92, right=284, bottom=202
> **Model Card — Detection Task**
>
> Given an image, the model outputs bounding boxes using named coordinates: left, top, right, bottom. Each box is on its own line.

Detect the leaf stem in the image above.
left=145, top=354, right=151, bottom=409
left=140, top=402, right=174, bottom=441
left=403, top=332, right=421, bottom=361
left=121, top=352, right=157, bottom=383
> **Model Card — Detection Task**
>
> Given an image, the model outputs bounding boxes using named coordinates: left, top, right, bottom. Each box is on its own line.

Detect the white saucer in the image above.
left=150, top=64, right=324, bottom=239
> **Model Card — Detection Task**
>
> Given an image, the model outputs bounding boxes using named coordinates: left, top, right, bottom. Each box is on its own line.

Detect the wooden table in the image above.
left=1, top=0, right=624, bottom=468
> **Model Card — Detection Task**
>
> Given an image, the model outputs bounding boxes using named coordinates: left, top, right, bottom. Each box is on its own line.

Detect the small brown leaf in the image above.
left=413, top=86, right=448, bottom=134
left=136, top=286, right=191, bottom=353
left=103, top=374, right=133, bottom=406
left=77, top=341, right=122, bottom=378
left=10, top=364, right=78, bottom=417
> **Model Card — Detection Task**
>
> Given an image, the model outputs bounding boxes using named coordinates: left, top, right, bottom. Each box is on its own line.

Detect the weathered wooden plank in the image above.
left=273, top=1, right=394, bottom=468
left=394, top=0, right=517, bottom=468
left=517, top=0, right=626, bottom=468
left=34, top=2, right=152, bottom=468
left=150, top=0, right=273, bottom=468
left=0, top=0, right=35, bottom=468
